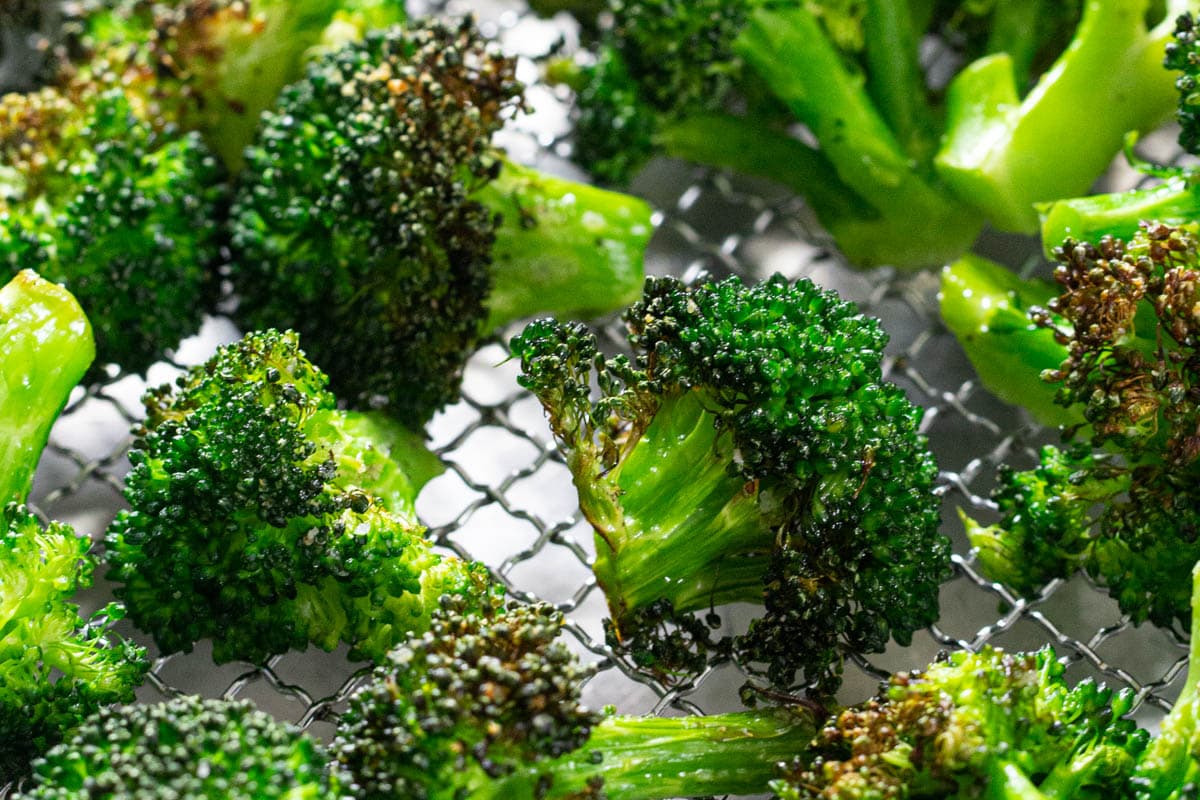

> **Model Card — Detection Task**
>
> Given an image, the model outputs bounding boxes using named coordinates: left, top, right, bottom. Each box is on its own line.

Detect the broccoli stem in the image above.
left=479, top=160, right=653, bottom=330
left=736, top=3, right=984, bottom=268
left=936, top=0, right=1183, bottom=233
left=938, top=254, right=1073, bottom=428
left=1038, top=175, right=1200, bottom=256
left=590, top=390, right=774, bottom=623
left=862, top=0, right=937, bottom=162
left=492, top=709, right=816, bottom=800
left=324, top=409, right=444, bottom=516
left=0, top=270, right=94, bottom=505
left=984, top=0, right=1053, bottom=89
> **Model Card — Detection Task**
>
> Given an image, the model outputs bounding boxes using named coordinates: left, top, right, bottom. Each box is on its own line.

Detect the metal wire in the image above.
left=3, top=1, right=1194, bottom=797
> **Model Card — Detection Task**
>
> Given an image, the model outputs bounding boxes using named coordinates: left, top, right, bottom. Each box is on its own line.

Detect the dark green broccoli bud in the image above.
left=1, top=505, right=149, bottom=785
left=230, top=18, right=651, bottom=427
left=0, top=85, right=225, bottom=376
left=330, top=596, right=818, bottom=800
left=18, top=696, right=326, bottom=799
left=66, top=0, right=407, bottom=171
left=963, top=223, right=1200, bottom=629
left=0, top=270, right=95, bottom=506
left=773, top=646, right=1147, bottom=799
left=104, top=328, right=493, bottom=665
left=1040, top=11, right=1200, bottom=250
left=512, top=274, right=947, bottom=692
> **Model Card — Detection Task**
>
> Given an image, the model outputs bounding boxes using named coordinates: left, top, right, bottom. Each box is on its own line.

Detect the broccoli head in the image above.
left=65, top=0, right=407, bottom=171
left=773, top=646, right=1147, bottom=799
left=0, top=84, right=224, bottom=376
left=963, top=223, right=1200, bottom=630
left=18, top=696, right=326, bottom=799
left=230, top=16, right=650, bottom=427
left=512, top=274, right=947, bottom=692
left=1, top=505, right=149, bottom=785
left=330, top=596, right=818, bottom=800
left=104, top=329, right=492, bottom=665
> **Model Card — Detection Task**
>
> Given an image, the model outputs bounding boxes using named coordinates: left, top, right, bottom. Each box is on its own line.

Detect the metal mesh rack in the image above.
left=2, top=1, right=1194, bottom=796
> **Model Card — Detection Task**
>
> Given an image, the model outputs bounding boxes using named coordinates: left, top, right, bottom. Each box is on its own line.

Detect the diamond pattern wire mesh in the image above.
left=2, top=1, right=1195, bottom=797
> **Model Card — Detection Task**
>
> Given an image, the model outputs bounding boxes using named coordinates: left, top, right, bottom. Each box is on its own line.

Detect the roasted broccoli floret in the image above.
left=330, top=596, right=818, bottom=800
left=556, top=0, right=1181, bottom=268
left=104, top=329, right=492, bottom=665
left=1040, top=12, right=1200, bottom=249
left=229, top=17, right=652, bottom=427
left=772, top=646, right=1147, bottom=799
left=66, top=0, right=407, bottom=171
left=0, top=84, right=224, bottom=376
left=511, top=274, right=947, bottom=691
left=1, top=507, right=150, bottom=785
left=962, top=223, right=1200, bottom=629
left=18, top=697, right=326, bottom=799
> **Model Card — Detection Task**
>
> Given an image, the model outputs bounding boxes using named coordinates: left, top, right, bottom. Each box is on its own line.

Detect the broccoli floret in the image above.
left=104, top=329, right=493, bottom=665
left=18, top=697, right=326, bottom=799
left=229, top=17, right=652, bottom=428
left=0, top=85, right=225, bottom=376
left=330, top=596, right=819, bottom=800
left=1040, top=12, right=1200, bottom=249
left=558, top=0, right=1180, bottom=268
left=67, top=0, right=407, bottom=171
left=962, top=223, right=1200, bottom=629
left=511, top=274, right=947, bottom=691
left=772, top=646, right=1147, bottom=799
left=1, top=506, right=150, bottom=785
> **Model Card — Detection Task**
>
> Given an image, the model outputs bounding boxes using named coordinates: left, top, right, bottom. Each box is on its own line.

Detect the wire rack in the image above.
left=3, top=1, right=1194, bottom=797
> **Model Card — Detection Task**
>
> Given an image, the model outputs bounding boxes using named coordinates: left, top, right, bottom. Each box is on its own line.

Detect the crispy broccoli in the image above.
left=0, top=84, right=225, bottom=376
left=1040, top=11, right=1200, bottom=250
left=772, top=646, right=1147, bottom=799
left=104, top=329, right=493, bottom=665
left=229, top=17, right=652, bottom=428
left=1, top=506, right=150, bottom=785
left=556, top=0, right=1181, bottom=268
left=511, top=274, right=947, bottom=691
left=330, top=596, right=819, bottom=800
left=66, top=0, right=407, bottom=171
left=962, top=223, right=1200, bottom=629
left=18, top=697, right=326, bottom=799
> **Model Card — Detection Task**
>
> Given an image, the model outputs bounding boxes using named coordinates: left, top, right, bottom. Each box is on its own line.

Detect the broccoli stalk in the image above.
left=935, top=0, right=1185, bottom=233
left=512, top=274, right=947, bottom=690
left=18, top=697, right=327, bottom=799
left=0, top=270, right=95, bottom=505
left=231, top=18, right=652, bottom=427
left=104, top=329, right=492, bottom=665
left=331, top=597, right=818, bottom=800
left=772, top=647, right=1147, bottom=799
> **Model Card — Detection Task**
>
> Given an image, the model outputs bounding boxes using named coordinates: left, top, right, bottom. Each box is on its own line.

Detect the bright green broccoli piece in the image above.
left=0, top=85, right=224, bottom=376
left=773, top=646, right=1147, bottom=799
left=18, top=697, right=326, bottom=799
left=230, top=17, right=652, bottom=428
left=0, top=270, right=95, bottom=506
left=1040, top=12, right=1200, bottom=250
left=69, top=0, right=407, bottom=171
left=963, top=223, right=1200, bottom=629
left=330, top=596, right=818, bottom=800
left=104, top=329, right=493, bottom=665
left=511, top=274, right=947, bottom=691
left=939, top=253, right=1076, bottom=428
left=1, top=505, right=150, bottom=785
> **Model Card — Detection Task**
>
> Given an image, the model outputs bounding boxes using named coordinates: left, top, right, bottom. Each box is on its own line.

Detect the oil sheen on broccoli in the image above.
left=554, top=0, right=1182, bottom=268
left=512, top=274, right=947, bottom=691
left=230, top=17, right=652, bottom=428
left=0, top=85, right=224, bottom=376
left=772, top=646, right=1147, bottom=798
left=17, top=697, right=326, bottom=799
left=104, top=329, right=492, bottom=665
left=963, top=223, right=1200, bottom=631
left=330, top=596, right=818, bottom=800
